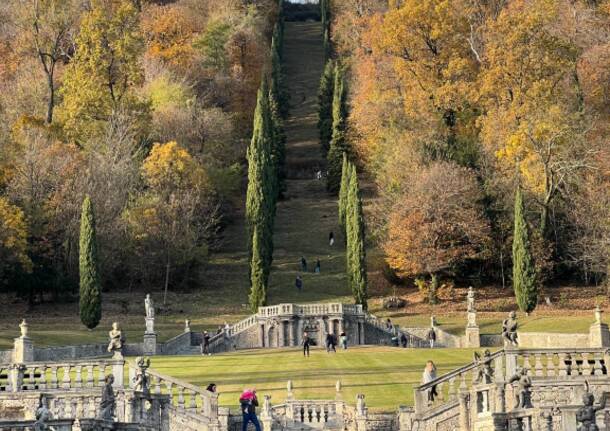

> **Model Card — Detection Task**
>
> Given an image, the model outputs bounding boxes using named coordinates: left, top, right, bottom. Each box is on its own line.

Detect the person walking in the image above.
left=302, top=332, right=311, bottom=357
left=427, top=327, right=436, bottom=349
left=325, top=333, right=336, bottom=353
left=422, top=361, right=438, bottom=404
left=201, top=331, right=211, bottom=356
left=400, top=333, right=408, bottom=348
left=206, top=383, right=217, bottom=393
left=329, top=231, right=334, bottom=246
left=295, top=275, right=303, bottom=291
left=240, top=389, right=261, bottom=431
left=314, top=259, right=321, bottom=274
left=339, top=331, right=347, bottom=350
left=300, top=256, right=307, bottom=272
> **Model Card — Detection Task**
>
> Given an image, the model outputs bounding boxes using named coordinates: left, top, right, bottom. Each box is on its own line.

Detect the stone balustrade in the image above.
left=0, top=359, right=124, bottom=393
left=257, top=303, right=364, bottom=318
left=0, top=419, right=75, bottom=430
left=283, top=399, right=338, bottom=425
left=228, top=315, right=258, bottom=336
left=136, top=365, right=219, bottom=424
left=513, top=347, right=610, bottom=377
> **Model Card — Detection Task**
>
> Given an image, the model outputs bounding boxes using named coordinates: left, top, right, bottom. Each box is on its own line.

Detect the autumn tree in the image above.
left=384, top=162, right=490, bottom=280
left=79, top=195, right=102, bottom=329
left=512, top=186, right=537, bottom=313
left=123, top=142, right=218, bottom=305
left=11, top=0, right=81, bottom=123
left=0, top=196, right=32, bottom=286
left=58, top=0, right=147, bottom=143
left=338, top=152, right=351, bottom=237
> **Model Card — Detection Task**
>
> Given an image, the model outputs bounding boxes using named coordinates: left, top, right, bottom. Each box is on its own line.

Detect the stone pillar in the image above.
left=589, top=307, right=609, bottom=347
left=112, top=359, right=125, bottom=390
left=358, top=321, right=365, bottom=344
left=338, top=318, right=344, bottom=334
left=465, top=325, right=480, bottom=348
left=458, top=389, right=469, bottom=431
left=495, top=383, right=506, bottom=414
left=8, top=363, right=25, bottom=392
left=278, top=322, right=285, bottom=347
left=143, top=333, right=157, bottom=355
left=505, top=349, right=518, bottom=378
left=318, top=317, right=326, bottom=345
left=260, top=395, right=273, bottom=431
left=296, top=318, right=304, bottom=345
left=258, top=323, right=265, bottom=348
left=13, top=320, right=33, bottom=363
left=288, top=319, right=295, bottom=346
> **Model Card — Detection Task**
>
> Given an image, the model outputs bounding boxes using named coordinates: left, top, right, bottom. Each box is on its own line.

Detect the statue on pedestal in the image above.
left=133, top=356, right=151, bottom=397
left=473, top=350, right=494, bottom=384
left=502, top=311, right=518, bottom=347
left=107, top=322, right=125, bottom=357
left=98, top=374, right=116, bottom=420
left=467, top=287, right=475, bottom=312
left=594, top=305, right=602, bottom=325
left=576, top=382, right=607, bottom=431
left=19, top=319, right=29, bottom=338
left=145, top=294, right=154, bottom=319
left=509, top=368, right=532, bottom=409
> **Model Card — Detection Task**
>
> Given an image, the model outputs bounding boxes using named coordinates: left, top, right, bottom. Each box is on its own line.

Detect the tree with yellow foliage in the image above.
left=0, top=196, right=31, bottom=284
left=123, top=142, right=218, bottom=304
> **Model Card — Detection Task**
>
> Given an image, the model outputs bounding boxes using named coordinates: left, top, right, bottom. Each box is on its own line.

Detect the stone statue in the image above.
left=467, top=287, right=475, bottom=312
left=356, top=394, right=366, bottom=416
left=19, top=319, right=29, bottom=338
left=33, top=395, right=52, bottom=431
left=133, top=356, right=151, bottom=396
left=145, top=294, right=154, bottom=319
left=595, top=305, right=602, bottom=325
left=576, top=383, right=607, bottom=431
left=98, top=374, right=116, bottom=421
left=184, top=319, right=191, bottom=332
left=263, top=395, right=272, bottom=416
left=430, top=315, right=437, bottom=328
left=509, top=368, right=532, bottom=409
left=473, top=349, right=494, bottom=384
left=107, top=322, right=124, bottom=357
left=502, top=311, right=519, bottom=347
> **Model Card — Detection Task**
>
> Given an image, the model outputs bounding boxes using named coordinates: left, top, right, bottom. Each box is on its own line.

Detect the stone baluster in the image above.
left=558, top=353, right=568, bottom=376
left=37, top=365, right=47, bottom=390
left=74, top=365, right=83, bottom=388
left=546, top=353, right=555, bottom=376
left=98, top=364, right=106, bottom=386
left=154, top=375, right=161, bottom=394
left=448, top=376, right=456, bottom=401
left=49, top=365, right=58, bottom=389
left=189, top=390, right=197, bottom=409
left=534, top=354, right=543, bottom=376
left=582, top=353, right=591, bottom=375
left=494, top=355, right=504, bottom=382
left=27, top=366, right=36, bottom=389
left=86, top=364, right=94, bottom=387
left=62, top=365, right=71, bottom=389
left=177, top=386, right=185, bottom=409
left=166, top=381, right=173, bottom=398
left=593, top=357, right=603, bottom=376
left=522, top=354, right=532, bottom=372
left=604, top=350, right=610, bottom=374
left=437, top=381, right=445, bottom=401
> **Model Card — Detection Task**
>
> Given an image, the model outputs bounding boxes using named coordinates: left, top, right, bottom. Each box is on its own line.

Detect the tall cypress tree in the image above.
left=512, top=186, right=537, bottom=313
left=320, top=0, right=331, bottom=60
left=326, top=64, right=348, bottom=194
left=318, top=59, right=334, bottom=157
left=346, top=164, right=368, bottom=310
left=79, top=195, right=102, bottom=329
left=249, top=226, right=267, bottom=311
left=338, top=152, right=351, bottom=236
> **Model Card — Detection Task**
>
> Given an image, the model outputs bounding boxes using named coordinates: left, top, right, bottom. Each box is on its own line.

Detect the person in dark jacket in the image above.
left=295, top=275, right=303, bottom=291
left=201, top=331, right=211, bottom=356
left=325, top=333, right=336, bottom=353
left=302, top=332, right=311, bottom=357
left=240, top=389, right=261, bottom=431
left=400, top=333, right=408, bottom=348
left=427, top=327, right=437, bottom=348
left=300, top=256, right=307, bottom=272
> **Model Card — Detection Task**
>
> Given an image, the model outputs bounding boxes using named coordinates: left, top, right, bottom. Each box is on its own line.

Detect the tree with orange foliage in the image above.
left=384, top=162, right=490, bottom=280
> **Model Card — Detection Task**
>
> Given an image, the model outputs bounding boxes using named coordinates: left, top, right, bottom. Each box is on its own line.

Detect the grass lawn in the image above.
left=148, top=346, right=477, bottom=411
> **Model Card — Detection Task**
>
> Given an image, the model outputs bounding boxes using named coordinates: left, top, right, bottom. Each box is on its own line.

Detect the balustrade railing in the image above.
left=0, top=419, right=75, bottom=431
left=0, top=359, right=123, bottom=393
left=257, top=303, right=365, bottom=319
left=284, top=400, right=337, bottom=424
left=137, top=365, right=219, bottom=424
left=515, top=348, right=609, bottom=377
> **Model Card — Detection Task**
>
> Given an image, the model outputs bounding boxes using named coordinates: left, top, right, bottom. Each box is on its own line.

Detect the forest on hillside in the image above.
left=326, top=0, right=609, bottom=291
left=0, top=0, right=279, bottom=302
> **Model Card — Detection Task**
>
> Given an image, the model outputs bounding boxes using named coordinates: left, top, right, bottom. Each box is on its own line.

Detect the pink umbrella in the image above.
left=240, top=389, right=256, bottom=401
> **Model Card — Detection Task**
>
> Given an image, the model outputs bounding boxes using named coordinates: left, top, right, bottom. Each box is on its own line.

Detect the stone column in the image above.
left=143, top=316, right=157, bottom=355
left=505, top=349, right=518, bottom=378
left=278, top=322, right=285, bottom=347
left=13, top=320, right=33, bottom=363
left=590, top=307, right=609, bottom=347
left=258, top=323, right=265, bottom=348
left=338, top=318, right=344, bottom=334
left=318, top=317, right=326, bottom=345
left=288, top=319, right=295, bottom=346
left=112, top=358, right=125, bottom=390
left=458, top=389, right=469, bottom=431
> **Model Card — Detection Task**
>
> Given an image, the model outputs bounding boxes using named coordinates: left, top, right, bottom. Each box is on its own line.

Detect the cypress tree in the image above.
left=79, top=195, right=102, bottom=329
left=249, top=226, right=267, bottom=311
left=345, top=164, right=368, bottom=309
left=318, top=59, right=334, bottom=157
left=326, top=64, right=348, bottom=194
left=512, top=187, right=537, bottom=313
left=338, top=152, right=351, bottom=236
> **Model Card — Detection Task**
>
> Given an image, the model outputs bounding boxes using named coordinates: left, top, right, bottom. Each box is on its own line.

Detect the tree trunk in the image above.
left=46, top=72, right=55, bottom=124
left=163, top=252, right=171, bottom=306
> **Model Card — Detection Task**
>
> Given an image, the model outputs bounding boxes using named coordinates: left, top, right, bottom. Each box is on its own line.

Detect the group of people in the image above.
left=302, top=331, right=348, bottom=356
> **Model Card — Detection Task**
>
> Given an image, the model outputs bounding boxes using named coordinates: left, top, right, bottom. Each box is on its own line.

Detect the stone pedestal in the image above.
left=13, top=336, right=33, bottom=363
left=145, top=317, right=155, bottom=334
left=143, top=332, right=158, bottom=355
left=589, top=322, right=610, bottom=347
left=505, top=349, right=518, bottom=378
left=112, top=359, right=124, bottom=390
left=465, top=325, right=481, bottom=348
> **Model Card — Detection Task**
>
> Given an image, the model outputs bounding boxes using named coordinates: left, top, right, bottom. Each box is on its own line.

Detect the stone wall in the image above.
left=516, top=332, right=591, bottom=349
